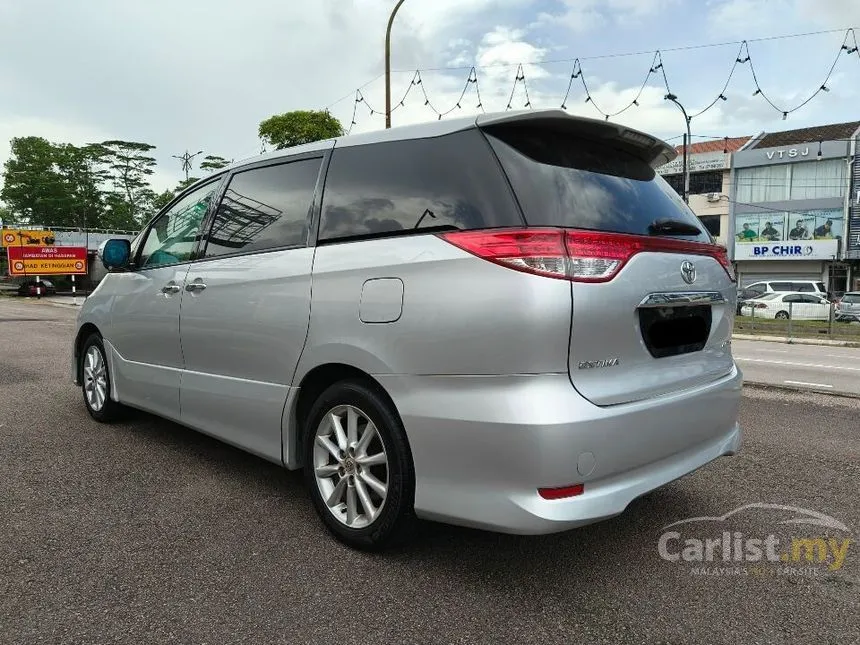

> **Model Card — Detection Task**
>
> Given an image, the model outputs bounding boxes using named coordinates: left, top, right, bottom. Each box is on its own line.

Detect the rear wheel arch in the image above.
left=291, top=363, right=407, bottom=469
left=75, top=323, right=101, bottom=381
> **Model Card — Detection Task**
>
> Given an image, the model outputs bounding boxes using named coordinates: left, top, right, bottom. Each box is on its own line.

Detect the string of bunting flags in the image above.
left=336, top=27, right=860, bottom=135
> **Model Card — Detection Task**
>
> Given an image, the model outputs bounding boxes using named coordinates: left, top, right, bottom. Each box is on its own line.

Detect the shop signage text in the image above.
left=657, top=152, right=728, bottom=176
left=765, top=147, right=809, bottom=160
left=734, top=239, right=838, bottom=261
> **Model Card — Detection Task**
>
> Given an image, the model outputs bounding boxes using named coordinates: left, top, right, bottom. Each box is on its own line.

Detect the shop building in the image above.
left=657, top=137, right=750, bottom=247
left=728, top=121, right=860, bottom=295
left=846, top=130, right=860, bottom=291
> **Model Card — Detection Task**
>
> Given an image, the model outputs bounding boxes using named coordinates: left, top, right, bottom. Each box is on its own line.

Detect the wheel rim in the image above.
left=313, top=404, right=389, bottom=529
left=83, top=346, right=108, bottom=412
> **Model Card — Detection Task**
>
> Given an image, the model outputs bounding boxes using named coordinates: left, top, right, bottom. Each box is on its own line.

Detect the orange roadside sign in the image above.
left=2, top=228, right=56, bottom=247
left=6, top=246, right=87, bottom=276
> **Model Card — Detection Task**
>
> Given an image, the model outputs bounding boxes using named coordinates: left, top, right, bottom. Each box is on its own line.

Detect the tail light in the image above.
left=754, top=302, right=768, bottom=309
left=439, top=228, right=737, bottom=283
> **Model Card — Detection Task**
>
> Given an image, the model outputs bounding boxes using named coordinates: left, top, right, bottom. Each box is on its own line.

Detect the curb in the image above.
left=744, top=380, right=860, bottom=401
left=732, top=333, right=860, bottom=348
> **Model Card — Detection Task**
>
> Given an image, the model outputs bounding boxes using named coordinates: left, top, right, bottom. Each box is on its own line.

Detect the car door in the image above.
left=178, top=154, right=326, bottom=462
left=107, top=179, right=223, bottom=420
left=804, top=294, right=830, bottom=320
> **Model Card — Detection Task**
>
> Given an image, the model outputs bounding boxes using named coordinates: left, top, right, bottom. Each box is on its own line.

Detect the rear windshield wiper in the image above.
left=648, top=218, right=702, bottom=236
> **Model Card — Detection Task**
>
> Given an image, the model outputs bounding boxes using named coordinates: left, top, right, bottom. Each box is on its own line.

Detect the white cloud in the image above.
left=2, top=0, right=859, bottom=206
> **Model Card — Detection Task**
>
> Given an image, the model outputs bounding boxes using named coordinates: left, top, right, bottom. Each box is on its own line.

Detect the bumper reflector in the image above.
left=538, top=483, right=585, bottom=500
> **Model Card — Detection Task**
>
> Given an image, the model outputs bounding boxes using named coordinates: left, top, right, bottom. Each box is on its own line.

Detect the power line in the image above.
left=394, top=27, right=856, bottom=73
left=332, top=28, right=859, bottom=130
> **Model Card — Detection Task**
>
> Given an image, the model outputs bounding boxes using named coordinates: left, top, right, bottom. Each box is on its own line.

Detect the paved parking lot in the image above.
left=1, top=298, right=858, bottom=645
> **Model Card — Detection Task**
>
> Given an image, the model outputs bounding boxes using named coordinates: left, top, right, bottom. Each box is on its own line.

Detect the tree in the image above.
left=99, top=140, right=157, bottom=227
left=1, top=136, right=72, bottom=226
left=200, top=155, right=230, bottom=172
left=258, top=110, right=343, bottom=150
left=152, top=189, right=176, bottom=212
left=54, top=143, right=109, bottom=229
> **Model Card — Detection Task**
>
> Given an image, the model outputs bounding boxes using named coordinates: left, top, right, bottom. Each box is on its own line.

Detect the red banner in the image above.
left=7, top=246, right=88, bottom=276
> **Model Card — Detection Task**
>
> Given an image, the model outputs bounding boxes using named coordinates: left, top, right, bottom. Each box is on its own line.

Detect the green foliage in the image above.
left=1, top=137, right=160, bottom=231
left=99, top=140, right=157, bottom=226
left=152, top=189, right=176, bottom=213
left=258, top=110, right=344, bottom=150
left=200, top=155, right=230, bottom=172
left=175, top=177, right=201, bottom=192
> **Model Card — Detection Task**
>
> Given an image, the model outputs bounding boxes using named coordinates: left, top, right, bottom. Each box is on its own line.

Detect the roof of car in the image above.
left=222, top=109, right=676, bottom=174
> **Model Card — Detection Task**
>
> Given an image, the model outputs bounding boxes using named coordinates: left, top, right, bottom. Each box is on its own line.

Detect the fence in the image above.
left=735, top=300, right=860, bottom=342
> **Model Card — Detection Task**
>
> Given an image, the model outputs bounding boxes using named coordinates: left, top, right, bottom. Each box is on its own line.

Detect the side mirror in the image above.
left=99, top=239, right=131, bottom=271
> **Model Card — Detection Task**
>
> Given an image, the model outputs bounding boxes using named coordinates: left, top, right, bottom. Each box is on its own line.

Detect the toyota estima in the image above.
left=73, top=110, right=742, bottom=550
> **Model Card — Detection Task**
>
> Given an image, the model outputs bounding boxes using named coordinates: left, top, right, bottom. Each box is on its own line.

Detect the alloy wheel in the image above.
left=313, top=404, right=389, bottom=529
left=83, top=345, right=108, bottom=411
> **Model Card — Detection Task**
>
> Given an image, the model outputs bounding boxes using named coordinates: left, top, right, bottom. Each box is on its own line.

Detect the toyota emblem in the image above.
left=680, top=260, right=697, bottom=284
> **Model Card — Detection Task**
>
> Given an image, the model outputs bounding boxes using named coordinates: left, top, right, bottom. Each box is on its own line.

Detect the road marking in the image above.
left=735, top=357, right=860, bottom=372
left=784, top=380, right=834, bottom=388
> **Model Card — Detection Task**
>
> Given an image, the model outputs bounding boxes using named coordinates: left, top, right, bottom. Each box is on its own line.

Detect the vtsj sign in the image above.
left=734, top=239, right=838, bottom=261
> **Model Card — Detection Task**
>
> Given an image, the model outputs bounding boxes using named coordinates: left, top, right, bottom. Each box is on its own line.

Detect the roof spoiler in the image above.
left=476, top=109, right=677, bottom=168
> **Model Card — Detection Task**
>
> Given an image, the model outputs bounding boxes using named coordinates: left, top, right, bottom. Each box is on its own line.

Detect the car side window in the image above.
left=318, top=130, right=522, bottom=242
left=203, top=158, right=322, bottom=258
left=793, top=283, right=814, bottom=292
left=138, top=181, right=221, bottom=269
left=782, top=294, right=802, bottom=303
left=746, top=285, right=766, bottom=297
left=771, top=282, right=793, bottom=291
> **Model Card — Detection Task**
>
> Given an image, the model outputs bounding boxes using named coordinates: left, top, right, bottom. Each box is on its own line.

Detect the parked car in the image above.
left=835, top=291, right=860, bottom=323
left=72, top=109, right=742, bottom=550
left=17, top=279, right=56, bottom=297
left=741, top=280, right=828, bottom=299
left=740, top=291, right=831, bottom=320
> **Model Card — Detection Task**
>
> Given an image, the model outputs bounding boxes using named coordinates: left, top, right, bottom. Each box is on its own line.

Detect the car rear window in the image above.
left=756, top=293, right=780, bottom=301
left=484, top=126, right=710, bottom=242
left=318, top=129, right=522, bottom=242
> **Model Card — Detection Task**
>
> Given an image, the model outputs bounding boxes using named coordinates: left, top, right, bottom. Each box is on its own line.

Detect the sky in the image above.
left=1, top=0, right=859, bottom=194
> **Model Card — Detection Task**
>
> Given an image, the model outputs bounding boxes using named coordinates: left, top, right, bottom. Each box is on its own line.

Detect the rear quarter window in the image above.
left=318, top=130, right=522, bottom=242
left=484, top=125, right=710, bottom=242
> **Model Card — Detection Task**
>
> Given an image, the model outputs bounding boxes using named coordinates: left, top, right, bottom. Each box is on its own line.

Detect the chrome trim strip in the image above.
left=638, top=292, right=726, bottom=308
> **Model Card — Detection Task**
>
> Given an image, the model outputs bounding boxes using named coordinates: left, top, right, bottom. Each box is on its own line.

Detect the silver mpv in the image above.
left=73, top=110, right=743, bottom=550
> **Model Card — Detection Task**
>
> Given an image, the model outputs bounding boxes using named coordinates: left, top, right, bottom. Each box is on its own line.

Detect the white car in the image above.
left=741, top=292, right=831, bottom=320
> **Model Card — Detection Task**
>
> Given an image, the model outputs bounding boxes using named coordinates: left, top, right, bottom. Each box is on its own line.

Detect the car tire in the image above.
left=775, top=311, right=789, bottom=320
left=80, top=333, right=126, bottom=423
left=302, top=379, right=416, bottom=551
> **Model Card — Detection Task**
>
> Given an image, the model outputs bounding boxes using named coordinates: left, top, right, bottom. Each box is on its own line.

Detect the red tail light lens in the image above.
left=440, top=228, right=737, bottom=283
left=439, top=228, right=568, bottom=279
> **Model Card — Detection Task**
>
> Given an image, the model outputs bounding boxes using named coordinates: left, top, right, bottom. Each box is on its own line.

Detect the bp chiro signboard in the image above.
left=7, top=246, right=88, bottom=276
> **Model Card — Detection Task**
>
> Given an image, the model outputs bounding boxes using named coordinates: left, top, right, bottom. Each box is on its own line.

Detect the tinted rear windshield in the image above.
left=484, top=126, right=710, bottom=242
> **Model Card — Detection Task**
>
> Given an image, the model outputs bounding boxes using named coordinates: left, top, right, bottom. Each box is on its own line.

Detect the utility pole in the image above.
left=172, top=150, right=204, bottom=182
left=664, top=93, right=691, bottom=204
left=385, top=0, right=407, bottom=129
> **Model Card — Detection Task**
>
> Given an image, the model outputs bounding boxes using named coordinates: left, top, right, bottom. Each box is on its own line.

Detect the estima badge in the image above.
left=680, top=260, right=697, bottom=285
left=578, top=358, right=620, bottom=369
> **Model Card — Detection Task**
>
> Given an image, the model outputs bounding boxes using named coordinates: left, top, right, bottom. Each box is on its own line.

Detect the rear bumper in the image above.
left=376, top=364, right=743, bottom=535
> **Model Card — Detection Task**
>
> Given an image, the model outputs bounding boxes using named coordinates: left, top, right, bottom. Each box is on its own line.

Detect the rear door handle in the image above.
left=161, top=284, right=181, bottom=294
left=185, top=282, right=207, bottom=292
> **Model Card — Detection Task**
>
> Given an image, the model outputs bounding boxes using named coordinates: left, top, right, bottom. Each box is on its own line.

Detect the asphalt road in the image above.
left=733, top=339, right=860, bottom=396
left=1, top=298, right=858, bottom=645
